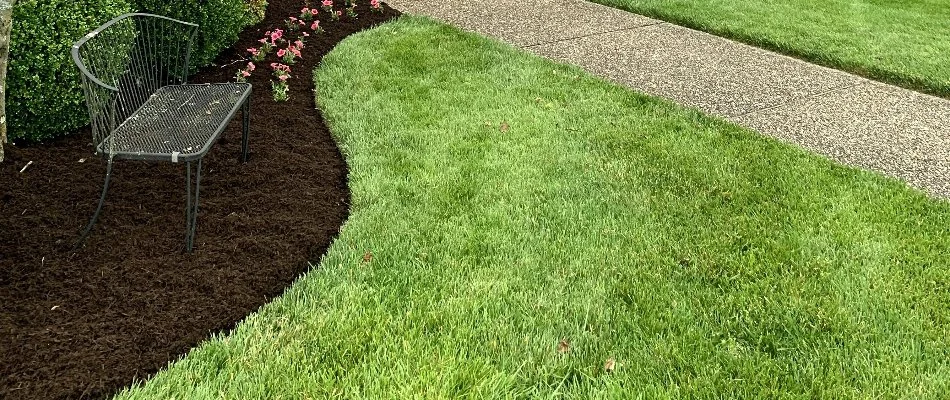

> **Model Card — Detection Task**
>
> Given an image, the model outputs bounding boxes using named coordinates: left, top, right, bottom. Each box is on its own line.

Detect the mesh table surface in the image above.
left=101, top=83, right=251, bottom=162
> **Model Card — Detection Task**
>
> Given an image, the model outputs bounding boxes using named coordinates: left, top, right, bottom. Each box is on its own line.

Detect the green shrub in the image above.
left=133, top=0, right=256, bottom=71
left=245, top=0, right=268, bottom=25
left=8, top=0, right=131, bottom=142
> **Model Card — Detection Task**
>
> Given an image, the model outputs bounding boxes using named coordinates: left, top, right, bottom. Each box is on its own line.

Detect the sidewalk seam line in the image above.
left=522, top=21, right=666, bottom=48
left=728, top=81, right=868, bottom=119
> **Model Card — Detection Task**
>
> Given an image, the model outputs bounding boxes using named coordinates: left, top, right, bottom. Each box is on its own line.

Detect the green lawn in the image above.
left=116, top=16, right=950, bottom=398
left=591, top=0, right=950, bottom=98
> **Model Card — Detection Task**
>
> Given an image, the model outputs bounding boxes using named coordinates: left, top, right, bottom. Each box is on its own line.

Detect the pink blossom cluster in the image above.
left=270, top=63, right=292, bottom=81
left=286, top=16, right=303, bottom=31
left=247, top=47, right=264, bottom=62
left=234, top=61, right=256, bottom=82
left=264, top=28, right=284, bottom=45
left=277, top=40, right=305, bottom=64
left=300, top=7, right=319, bottom=21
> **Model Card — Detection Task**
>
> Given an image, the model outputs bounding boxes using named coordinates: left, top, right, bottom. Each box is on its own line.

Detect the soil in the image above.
left=0, top=2, right=400, bottom=399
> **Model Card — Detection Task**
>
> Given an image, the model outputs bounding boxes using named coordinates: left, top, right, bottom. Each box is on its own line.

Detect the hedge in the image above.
left=133, top=0, right=256, bottom=72
left=7, top=0, right=131, bottom=142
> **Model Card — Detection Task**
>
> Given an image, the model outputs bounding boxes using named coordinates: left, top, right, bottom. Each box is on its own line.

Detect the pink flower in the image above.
left=311, top=21, right=320, bottom=30
left=311, top=9, right=319, bottom=15
left=278, top=74, right=289, bottom=81
left=258, top=38, right=268, bottom=44
left=270, top=29, right=283, bottom=41
left=270, top=62, right=279, bottom=69
left=301, top=7, right=310, bottom=14
left=302, top=32, right=310, bottom=37
left=247, top=47, right=259, bottom=55
left=294, top=40, right=304, bottom=48
left=290, top=47, right=302, bottom=57
left=335, top=10, right=342, bottom=16
left=241, top=70, right=251, bottom=77
left=277, top=49, right=287, bottom=57
left=289, top=17, right=298, bottom=22
left=247, top=62, right=256, bottom=71
left=322, top=0, right=332, bottom=6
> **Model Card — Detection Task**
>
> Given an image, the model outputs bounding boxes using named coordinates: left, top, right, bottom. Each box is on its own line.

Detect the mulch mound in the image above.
left=0, top=2, right=399, bottom=398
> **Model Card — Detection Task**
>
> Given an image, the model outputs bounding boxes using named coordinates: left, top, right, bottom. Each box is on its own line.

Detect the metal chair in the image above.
left=71, top=13, right=252, bottom=251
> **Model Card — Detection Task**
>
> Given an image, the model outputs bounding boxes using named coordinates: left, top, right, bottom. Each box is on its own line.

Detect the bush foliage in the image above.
left=245, top=0, right=268, bottom=25
left=8, top=0, right=131, bottom=142
left=133, top=0, right=256, bottom=71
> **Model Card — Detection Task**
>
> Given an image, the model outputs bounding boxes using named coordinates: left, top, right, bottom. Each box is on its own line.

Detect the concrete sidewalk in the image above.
left=387, top=0, right=950, bottom=198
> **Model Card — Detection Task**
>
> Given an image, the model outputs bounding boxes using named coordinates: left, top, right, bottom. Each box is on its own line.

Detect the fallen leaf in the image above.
left=557, top=339, right=570, bottom=354
left=362, top=251, right=373, bottom=263
left=500, top=122, right=510, bottom=132
left=604, top=358, right=616, bottom=372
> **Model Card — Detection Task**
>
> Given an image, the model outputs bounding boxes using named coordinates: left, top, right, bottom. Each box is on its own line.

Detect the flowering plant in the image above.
left=279, top=41, right=304, bottom=64
left=270, top=63, right=292, bottom=101
left=247, top=47, right=266, bottom=62
left=370, top=0, right=381, bottom=12
left=270, top=29, right=284, bottom=43
left=285, top=17, right=303, bottom=31
left=271, top=81, right=290, bottom=102
left=257, top=29, right=283, bottom=55
left=321, top=0, right=333, bottom=13
left=300, top=7, right=319, bottom=21
left=234, top=62, right=256, bottom=83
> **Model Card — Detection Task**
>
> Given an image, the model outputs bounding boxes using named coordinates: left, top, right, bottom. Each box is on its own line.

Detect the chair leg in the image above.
left=241, top=97, right=250, bottom=163
left=185, top=159, right=203, bottom=252
left=75, top=158, right=114, bottom=249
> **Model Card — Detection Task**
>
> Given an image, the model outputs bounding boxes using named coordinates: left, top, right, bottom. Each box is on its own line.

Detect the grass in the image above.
left=590, top=0, right=950, bottom=98
left=116, top=16, right=950, bottom=398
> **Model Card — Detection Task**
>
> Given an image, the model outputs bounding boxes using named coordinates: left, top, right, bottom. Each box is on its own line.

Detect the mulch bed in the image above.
left=0, top=2, right=399, bottom=398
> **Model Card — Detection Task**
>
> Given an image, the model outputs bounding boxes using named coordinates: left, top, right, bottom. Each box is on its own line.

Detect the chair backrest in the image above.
left=71, top=13, right=198, bottom=154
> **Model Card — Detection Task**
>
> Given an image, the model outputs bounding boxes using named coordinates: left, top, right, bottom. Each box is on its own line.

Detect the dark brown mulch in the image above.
left=0, top=2, right=400, bottom=399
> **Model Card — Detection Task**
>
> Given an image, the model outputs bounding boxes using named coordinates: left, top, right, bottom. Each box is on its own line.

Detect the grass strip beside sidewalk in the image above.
left=592, top=0, right=950, bottom=98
